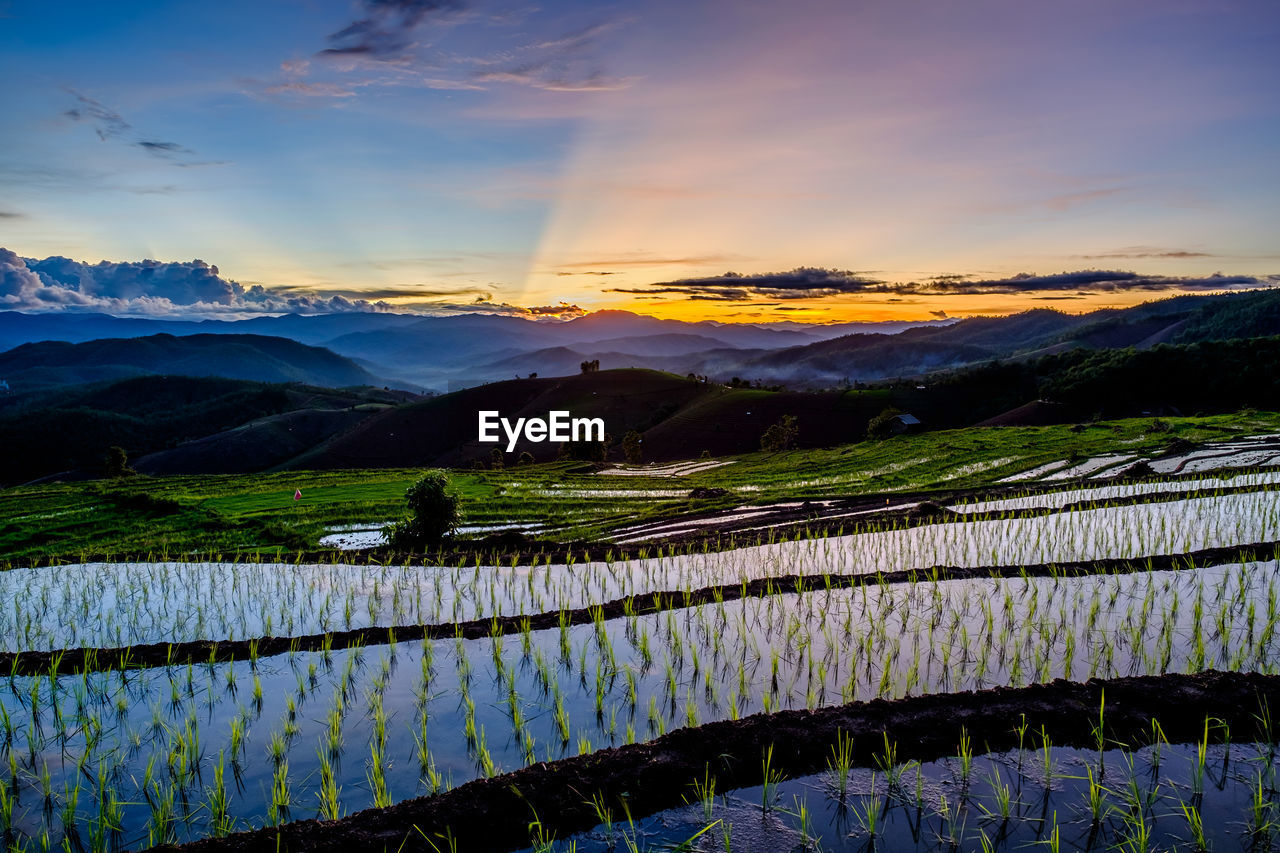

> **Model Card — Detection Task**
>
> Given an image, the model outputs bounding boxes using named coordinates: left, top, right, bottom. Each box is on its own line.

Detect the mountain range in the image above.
left=2, top=287, right=1280, bottom=483
left=4, top=289, right=1277, bottom=394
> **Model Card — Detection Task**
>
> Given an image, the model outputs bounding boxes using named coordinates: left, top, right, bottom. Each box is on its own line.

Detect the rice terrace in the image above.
left=5, top=1, right=1280, bottom=850
left=2, top=399, right=1280, bottom=851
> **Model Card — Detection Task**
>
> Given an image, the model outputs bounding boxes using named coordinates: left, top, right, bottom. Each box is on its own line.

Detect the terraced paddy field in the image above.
left=4, top=415, right=1280, bottom=850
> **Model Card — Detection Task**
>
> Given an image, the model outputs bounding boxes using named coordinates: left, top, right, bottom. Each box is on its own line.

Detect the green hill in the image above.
left=0, top=333, right=390, bottom=392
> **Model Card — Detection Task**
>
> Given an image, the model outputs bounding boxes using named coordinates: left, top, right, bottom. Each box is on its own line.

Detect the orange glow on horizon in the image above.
left=596, top=288, right=1229, bottom=325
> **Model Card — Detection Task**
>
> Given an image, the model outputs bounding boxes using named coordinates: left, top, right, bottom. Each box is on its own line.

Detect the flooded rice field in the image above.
left=4, top=488, right=1280, bottom=651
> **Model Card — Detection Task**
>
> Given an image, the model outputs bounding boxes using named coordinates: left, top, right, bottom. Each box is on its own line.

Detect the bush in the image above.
left=517, top=451, right=535, bottom=466
left=760, top=415, right=799, bottom=452
left=865, top=408, right=903, bottom=440
left=387, top=471, right=460, bottom=550
left=104, top=445, right=136, bottom=478
left=621, top=430, right=643, bottom=464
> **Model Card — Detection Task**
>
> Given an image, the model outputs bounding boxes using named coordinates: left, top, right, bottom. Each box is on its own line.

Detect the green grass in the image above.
left=2, top=410, right=1278, bottom=562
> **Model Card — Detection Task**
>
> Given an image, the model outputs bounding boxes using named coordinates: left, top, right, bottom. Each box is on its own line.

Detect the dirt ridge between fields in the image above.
left=153, top=670, right=1280, bottom=853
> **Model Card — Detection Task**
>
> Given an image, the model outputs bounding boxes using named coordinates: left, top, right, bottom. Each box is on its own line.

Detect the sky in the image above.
left=0, top=0, right=1277, bottom=322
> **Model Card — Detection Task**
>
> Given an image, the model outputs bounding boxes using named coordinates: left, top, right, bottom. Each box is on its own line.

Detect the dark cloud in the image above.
left=0, top=211, right=22, bottom=219
left=912, top=270, right=1267, bottom=294
left=608, top=268, right=887, bottom=301
left=271, top=284, right=492, bottom=300
left=135, top=141, right=199, bottom=160
left=274, top=3, right=631, bottom=96
left=319, top=0, right=464, bottom=60
left=930, top=310, right=948, bottom=319
left=63, top=90, right=214, bottom=167
left=614, top=268, right=1274, bottom=302
left=63, top=89, right=130, bottom=140
left=526, top=303, right=587, bottom=317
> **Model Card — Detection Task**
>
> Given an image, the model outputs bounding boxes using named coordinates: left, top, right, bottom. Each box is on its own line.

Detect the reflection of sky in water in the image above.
left=3, top=489, right=1279, bottom=650
left=2, top=560, right=1276, bottom=848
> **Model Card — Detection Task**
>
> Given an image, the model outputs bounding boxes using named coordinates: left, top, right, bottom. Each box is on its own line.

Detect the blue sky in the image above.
left=1, top=0, right=1277, bottom=321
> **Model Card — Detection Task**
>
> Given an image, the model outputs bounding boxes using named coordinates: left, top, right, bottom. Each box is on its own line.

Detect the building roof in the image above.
left=893, top=413, right=922, bottom=425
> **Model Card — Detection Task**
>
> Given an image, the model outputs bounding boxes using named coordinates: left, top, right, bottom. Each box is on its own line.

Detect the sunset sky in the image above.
left=1, top=0, right=1277, bottom=322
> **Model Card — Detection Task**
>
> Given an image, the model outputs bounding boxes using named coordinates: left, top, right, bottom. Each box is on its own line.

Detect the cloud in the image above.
left=0, top=249, right=393, bottom=317
left=63, top=90, right=130, bottom=141
left=525, top=302, right=587, bottom=318
left=1075, top=246, right=1215, bottom=260
left=909, top=270, right=1269, bottom=295
left=0, top=249, right=588, bottom=320
left=62, top=89, right=216, bottom=167
left=319, top=0, right=464, bottom=61
left=261, top=81, right=358, bottom=98
left=558, top=254, right=735, bottom=270
left=246, top=2, right=632, bottom=98
left=613, top=267, right=1275, bottom=302
left=271, top=284, right=493, bottom=300
left=608, top=268, right=887, bottom=301
left=472, top=67, right=635, bottom=92
left=0, top=211, right=22, bottom=219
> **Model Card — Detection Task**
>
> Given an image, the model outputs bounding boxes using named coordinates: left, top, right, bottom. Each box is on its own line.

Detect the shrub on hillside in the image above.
left=865, top=408, right=903, bottom=440
left=760, top=415, right=799, bottom=452
left=387, top=470, right=460, bottom=549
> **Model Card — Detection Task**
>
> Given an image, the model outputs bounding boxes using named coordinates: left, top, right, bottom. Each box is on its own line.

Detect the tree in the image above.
left=562, top=433, right=612, bottom=462
left=517, top=451, right=535, bottom=466
left=387, top=470, right=460, bottom=549
left=489, top=448, right=504, bottom=470
left=580, top=359, right=600, bottom=374
left=104, top=446, right=136, bottom=478
left=621, top=430, right=643, bottom=464
left=866, top=407, right=904, bottom=440
left=760, top=415, right=799, bottom=452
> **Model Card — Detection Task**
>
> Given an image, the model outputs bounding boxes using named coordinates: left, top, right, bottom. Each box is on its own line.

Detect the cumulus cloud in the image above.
left=612, top=267, right=1275, bottom=301
left=1, top=249, right=587, bottom=319
left=0, top=249, right=393, bottom=317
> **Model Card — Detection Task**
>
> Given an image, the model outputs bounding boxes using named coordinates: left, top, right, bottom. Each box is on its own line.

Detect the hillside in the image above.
left=284, top=369, right=910, bottom=470
left=0, top=376, right=413, bottom=484
left=0, top=333, right=392, bottom=392
left=673, top=290, right=1280, bottom=386
left=286, top=369, right=722, bottom=469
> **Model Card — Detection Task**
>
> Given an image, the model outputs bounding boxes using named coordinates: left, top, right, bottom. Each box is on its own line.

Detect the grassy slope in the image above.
left=3, top=409, right=1278, bottom=562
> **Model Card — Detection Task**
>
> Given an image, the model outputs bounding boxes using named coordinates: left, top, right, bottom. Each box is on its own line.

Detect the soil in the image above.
left=7, top=540, right=1278, bottom=676
left=152, top=670, right=1280, bottom=853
